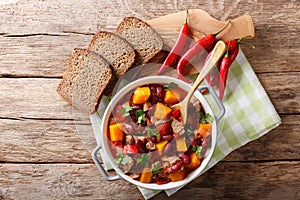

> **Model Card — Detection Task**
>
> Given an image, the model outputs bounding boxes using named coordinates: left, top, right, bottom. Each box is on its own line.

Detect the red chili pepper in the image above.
left=205, top=36, right=253, bottom=86
left=219, top=45, right=239, bottom=100
left=202, top=38, right=237, bottom=95
left=202, top=36, right=254, bottom=97
left=157, top=9, right=190, bottom=75
left=225, top=39, right=238, bottom=51
left=176, top=20, right=231, bottom=83
left=224, top=35, right=254, bottom=52
left=228, top=46, right=239, bottom=62
left=123, top=144, right=138, bottom=154
left=205, top=38, right=236, bottom=85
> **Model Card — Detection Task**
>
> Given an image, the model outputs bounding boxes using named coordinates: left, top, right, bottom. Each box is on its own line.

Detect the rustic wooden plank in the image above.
left=0, top=115, right=299, bottom=163
left=258, top=72, right=300, bottom=114
left=0, top=118, right=92, bottom=163
left=0, top=35, right=91, bottom=77
left=153, top=161, right=300, bottom=200
left=0, top=0, right=299, bottom=77
left=224, top=115, right=300, bottom=161
left=0, top=1, right=298, bottom=199
left=0, top=163, right=143, bottom=199
left=0, top=0, right=298, bottom=36
left=0, top=78, right=74, bottom=119
left=0, top=162, right=299, bottom=199
left=0, top=72, right=298, bottom=120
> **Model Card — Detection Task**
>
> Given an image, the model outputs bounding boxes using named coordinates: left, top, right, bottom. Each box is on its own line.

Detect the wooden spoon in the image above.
left=172, top=40, right=226, bottom=124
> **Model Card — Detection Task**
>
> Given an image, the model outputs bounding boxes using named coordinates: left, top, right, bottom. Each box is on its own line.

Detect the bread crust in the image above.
left=88, top=31, right=137, bottom=89
left=57, top=17, right=164, bottom=114
left=115, top=17, right=163, bottom=64
left=56, top=48, right=113, bottom=114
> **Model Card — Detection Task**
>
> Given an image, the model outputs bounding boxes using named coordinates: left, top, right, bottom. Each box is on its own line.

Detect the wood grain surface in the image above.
left=0, top=0, right=299, bottom=199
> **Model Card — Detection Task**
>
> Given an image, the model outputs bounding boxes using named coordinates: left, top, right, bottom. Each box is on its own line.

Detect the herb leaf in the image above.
left=136, top=154, right=150, bottom=167
left=114, top=153, right=124, bottom=165
left=147, top=128, right=160, bottom=137
left=119, top=106, right=132, bottom=117
left=121, top=155, right=131, bottom=165
left=114, top=153, right=131, bottom=165
left=135, top=109, right=146, bottom=124
left=192, top=145, right=202, bottom=156
left=151, top=162, right=162, bottom=175
left=199, top=112, right=213, bottom=124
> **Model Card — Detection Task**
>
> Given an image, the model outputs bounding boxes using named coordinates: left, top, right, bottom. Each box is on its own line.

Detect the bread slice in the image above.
left=56, top=48, right=112, bottom=114
left=115, top=17, right=163, bottom=65
left=88, top=31, right=136, bottom=88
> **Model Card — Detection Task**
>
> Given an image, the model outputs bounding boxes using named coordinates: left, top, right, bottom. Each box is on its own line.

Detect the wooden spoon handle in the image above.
left=188, top=40, right=226, bottom=98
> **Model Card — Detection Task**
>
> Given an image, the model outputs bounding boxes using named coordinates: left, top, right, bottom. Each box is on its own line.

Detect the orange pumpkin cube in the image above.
left=186, top=152, right=201, bottom=170
left=132, top=87, right=151, bottom=104
left=140, top=168, right=152, bottom=183
left=198, top=123, right=212, bottom=137
left=109, top=123, right=123, bottom=142
left=154, top=102, right=172, bottom=120
left=176, top=137, right=187, bottom=152
left=168, top=170, right=186, bottom=182
left=156, top=140, right=168, bottom=155
left=164, top=89, right=180, bottom=104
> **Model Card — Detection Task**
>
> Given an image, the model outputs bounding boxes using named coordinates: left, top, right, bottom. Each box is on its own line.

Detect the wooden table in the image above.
left=0, top=0, right=299, bottom=199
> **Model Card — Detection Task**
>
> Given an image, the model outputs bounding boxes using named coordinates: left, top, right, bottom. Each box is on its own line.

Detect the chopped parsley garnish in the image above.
left=121, top=155, right=131, bottom=165
left=119, top=106, right=132, bottom=117
left=147, top=128, right=160, bottom=137
left=114, top=153, right=131, bottom=165
left=135, top=109, right=146, bottom=124
left=199, top=112, right=213, bottom=124
left=192, top=145, right=202, bottom=156
left=151, top=163, right=162, bottom=175
left=136, top=154, right=150, bottom=167
left=164, top=82, right=178, bottom=90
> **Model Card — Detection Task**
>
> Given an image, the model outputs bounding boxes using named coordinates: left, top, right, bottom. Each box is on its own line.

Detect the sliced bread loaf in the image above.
left=115, top=17, right=163, bottom=65
left=56, top=48, right=112, bottom=114
left=88, top=31, right=136, bottom=88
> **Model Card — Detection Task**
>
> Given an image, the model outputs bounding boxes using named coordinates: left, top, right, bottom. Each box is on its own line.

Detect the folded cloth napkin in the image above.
left=90, top=49, right=281, bottom=199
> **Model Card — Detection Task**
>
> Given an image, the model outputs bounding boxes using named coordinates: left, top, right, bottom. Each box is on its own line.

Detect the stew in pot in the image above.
left=106, top=82, right=212, bottom=184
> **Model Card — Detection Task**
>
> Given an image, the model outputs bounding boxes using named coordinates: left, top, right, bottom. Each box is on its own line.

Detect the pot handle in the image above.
left=92, top=144, right=122, bottom=181
left=197, top=85, right=225, bottom=123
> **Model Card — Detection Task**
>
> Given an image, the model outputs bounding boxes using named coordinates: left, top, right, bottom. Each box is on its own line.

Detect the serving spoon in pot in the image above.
left=172, top=40, right=226, bottom=124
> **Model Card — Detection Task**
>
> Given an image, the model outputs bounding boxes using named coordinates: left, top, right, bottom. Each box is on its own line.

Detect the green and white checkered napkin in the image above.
left=90, top=49, right=281, bottom=199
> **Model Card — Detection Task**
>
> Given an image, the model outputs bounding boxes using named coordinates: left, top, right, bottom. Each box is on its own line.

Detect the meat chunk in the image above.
left=162, top=156, right=181, bottom=166
left=143, top=102, right=152, bottom=112
left=125, top=135, right=135, bottom=145
left=190, top=96, right=201, bottom=112
left=154, top=119, right=171, bottom=126
left=146, top=141, right=156, bottom=151
left=171, top=119, right=185, bottom=136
